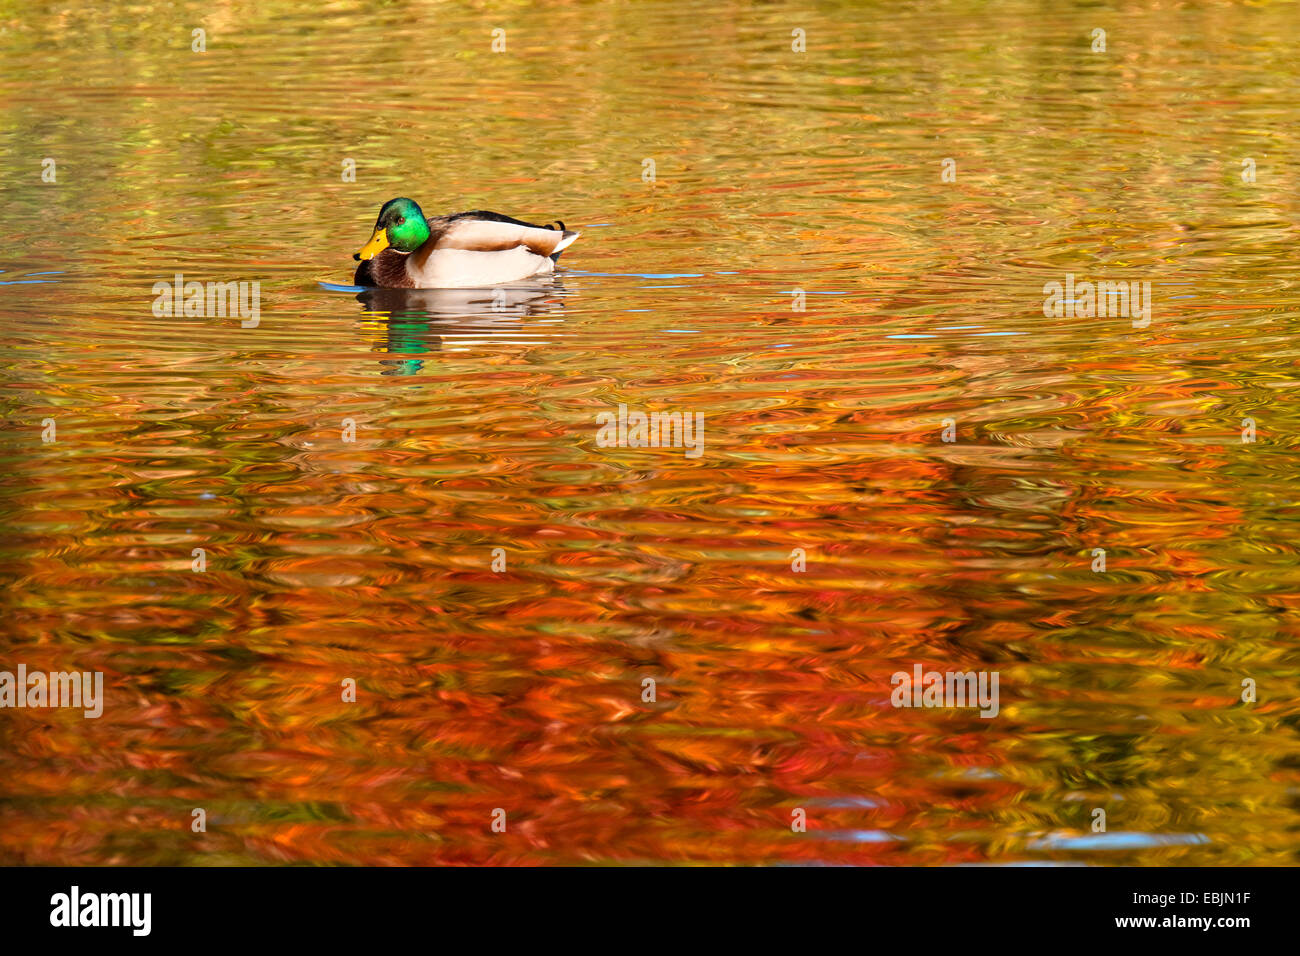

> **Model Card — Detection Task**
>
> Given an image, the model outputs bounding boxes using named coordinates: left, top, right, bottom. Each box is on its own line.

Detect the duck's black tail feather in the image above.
left=543, top=221, right=579, bottom=261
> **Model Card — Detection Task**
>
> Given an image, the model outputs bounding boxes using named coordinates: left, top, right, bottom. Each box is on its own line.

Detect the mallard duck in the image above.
left=352, top=198, right=580, bottom=289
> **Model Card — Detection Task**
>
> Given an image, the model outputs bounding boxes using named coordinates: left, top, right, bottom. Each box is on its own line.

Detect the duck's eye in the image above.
left=397, top=216, right=405, bottom=225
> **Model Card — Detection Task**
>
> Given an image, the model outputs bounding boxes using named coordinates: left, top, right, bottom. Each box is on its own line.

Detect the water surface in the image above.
left=1, top=0, right=1299, bottom=865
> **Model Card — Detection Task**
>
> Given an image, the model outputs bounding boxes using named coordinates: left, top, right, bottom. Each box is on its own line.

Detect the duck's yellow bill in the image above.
left=355, top=228, right=390, bottom=261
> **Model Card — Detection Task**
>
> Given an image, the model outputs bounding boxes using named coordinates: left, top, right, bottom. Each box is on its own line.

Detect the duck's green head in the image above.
left=354, top=197, right=431, bottom=260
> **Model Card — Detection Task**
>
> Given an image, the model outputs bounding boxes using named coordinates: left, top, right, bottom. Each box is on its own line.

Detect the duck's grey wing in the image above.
left=433, top=212, right=580, bottom=258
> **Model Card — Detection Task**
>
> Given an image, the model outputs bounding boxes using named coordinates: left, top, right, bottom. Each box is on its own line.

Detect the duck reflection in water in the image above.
left=355, top=279, right=568, bottom=375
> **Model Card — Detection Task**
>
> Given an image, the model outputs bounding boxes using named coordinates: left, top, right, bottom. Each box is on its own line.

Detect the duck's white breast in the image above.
left=408, top=247, right=554, bottom=289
